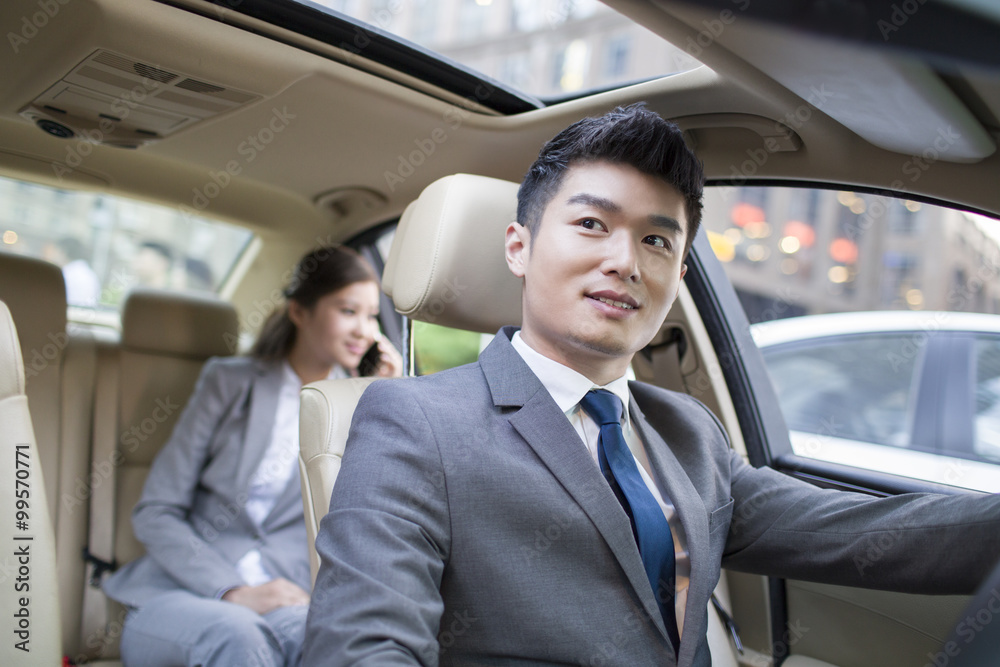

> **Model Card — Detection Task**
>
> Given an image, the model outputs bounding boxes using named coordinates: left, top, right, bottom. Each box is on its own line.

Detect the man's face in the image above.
left=505, top=160, right=688, bottom=382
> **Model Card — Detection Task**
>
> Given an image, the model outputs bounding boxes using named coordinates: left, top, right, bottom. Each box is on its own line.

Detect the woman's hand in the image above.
left=373, top=335, right=403, bottom=377
left=222, top=577, right=310, bottom=615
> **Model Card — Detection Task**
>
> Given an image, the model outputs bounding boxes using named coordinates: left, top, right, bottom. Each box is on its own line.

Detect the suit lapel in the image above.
left=234, top=360, right=284, bottom=488
left=630, top=393, right=710, bottom=656
left=482, top=329, right=671, bottom=644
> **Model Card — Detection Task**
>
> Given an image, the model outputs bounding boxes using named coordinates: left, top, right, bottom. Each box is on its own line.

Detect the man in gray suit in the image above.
left=303, top=105, right=1000, bottom=666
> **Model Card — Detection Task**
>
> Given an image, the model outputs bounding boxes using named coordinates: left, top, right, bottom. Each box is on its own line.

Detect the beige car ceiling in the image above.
left=0, top=0, right=998, bottom=248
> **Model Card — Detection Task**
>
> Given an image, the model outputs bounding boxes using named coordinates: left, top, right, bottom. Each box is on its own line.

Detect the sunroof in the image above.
left=286, top=0, right=702, bottom=101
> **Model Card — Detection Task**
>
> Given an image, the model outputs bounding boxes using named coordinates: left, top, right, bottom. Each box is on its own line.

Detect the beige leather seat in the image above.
left=76, top=288, right=238, bottom=664
left=298, top=175, right=522, bottom=585
left=0, top=299, right=62, bottom=666
left=299, top=377, right=380, bottom=583
left=298, top=174, right=779, bottom=666
left=0, top=254, right=68, bottom=512
left=0, top=252, right=100, bottom=658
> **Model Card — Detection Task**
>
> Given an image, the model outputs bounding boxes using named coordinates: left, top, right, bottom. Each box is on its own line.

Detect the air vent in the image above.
left=93, top=51, right=179, bottom=83
left=18, top=49, right=263, bottom=147
left=133, top=62, right=178, bottom=84
left=176, top=78, right=225, bottom=94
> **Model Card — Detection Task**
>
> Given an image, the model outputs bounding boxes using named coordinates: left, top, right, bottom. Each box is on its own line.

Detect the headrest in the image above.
left=0, top=254, right=67, bottom=360
left=382, top=174, right=523, bottom=334
left=122, top=288, right=238, bottom=358
left=300, top=377, right=380, bottom=461
left=0, top=300, right=25, bottom=400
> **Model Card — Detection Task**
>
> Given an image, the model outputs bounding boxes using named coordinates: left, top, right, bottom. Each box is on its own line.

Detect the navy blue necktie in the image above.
left=580, top=389, right=681, bottom=654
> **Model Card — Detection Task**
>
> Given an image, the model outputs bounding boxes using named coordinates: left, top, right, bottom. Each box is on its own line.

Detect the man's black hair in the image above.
left=516, top=103, right=704, bottom=256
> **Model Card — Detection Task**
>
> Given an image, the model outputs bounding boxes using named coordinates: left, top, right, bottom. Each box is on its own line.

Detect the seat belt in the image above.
left=711, top=592, right=744, bottom=655
left=80, top=344, right=120, bottom=657
left=643, top=327, right=688, bottom=394
left=57, top=331, right=97, bottom=657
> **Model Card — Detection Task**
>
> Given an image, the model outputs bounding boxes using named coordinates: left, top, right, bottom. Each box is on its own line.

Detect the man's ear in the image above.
left=505, top=222, right=530, bottom=278
left=674, top=264, right=688, bottom=301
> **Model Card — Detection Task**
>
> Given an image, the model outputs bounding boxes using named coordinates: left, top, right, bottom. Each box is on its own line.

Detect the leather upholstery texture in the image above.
left=0, top=299, right=62, bottom=666
left=299, top=376, right=380, bottom=583
left=381, top=173, right=522, bottom=334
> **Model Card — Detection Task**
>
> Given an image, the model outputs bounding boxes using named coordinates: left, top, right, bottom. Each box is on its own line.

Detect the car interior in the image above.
left=1, top=0, right=999, bottom=665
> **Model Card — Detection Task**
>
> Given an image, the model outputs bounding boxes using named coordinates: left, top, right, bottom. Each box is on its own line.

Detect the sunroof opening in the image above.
left=296, top=0, right=703, bottom=100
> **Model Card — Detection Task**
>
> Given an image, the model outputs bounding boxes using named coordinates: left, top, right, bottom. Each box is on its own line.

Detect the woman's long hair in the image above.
left=251, top=246, right=378, bottom=362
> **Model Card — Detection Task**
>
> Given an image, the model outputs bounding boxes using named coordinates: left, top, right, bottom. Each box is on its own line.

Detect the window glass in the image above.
left=705, top=185, right=1000, bottom=491
left=362, top=224, right=484, bottom=376
left=0, top=174, right=253, bottom=323
left=760, top=335, right=921, bottom=447
left=973, top=336, right=1000, bottom=463
left=412, top=321, right=485, bottom=375
left=299, top=0, right=703, bottom=99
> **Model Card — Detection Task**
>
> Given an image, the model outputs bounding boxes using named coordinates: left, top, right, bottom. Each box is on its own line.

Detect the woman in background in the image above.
left=104, top=245, right=401, bottom=667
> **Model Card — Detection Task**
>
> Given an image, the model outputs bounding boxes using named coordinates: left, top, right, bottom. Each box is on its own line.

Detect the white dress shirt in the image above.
left=511, top=332, right=691, bottom=635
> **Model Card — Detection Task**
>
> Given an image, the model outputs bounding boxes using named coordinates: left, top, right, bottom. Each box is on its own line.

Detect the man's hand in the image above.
left=222, top=578, right=310, bottom=615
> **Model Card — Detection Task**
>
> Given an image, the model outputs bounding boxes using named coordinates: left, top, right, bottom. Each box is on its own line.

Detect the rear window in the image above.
left=0, top=174, right=253, bottom=323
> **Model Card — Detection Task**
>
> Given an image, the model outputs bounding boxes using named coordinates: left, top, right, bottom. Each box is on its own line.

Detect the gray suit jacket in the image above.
left=104, top=356, right=311, bottom=608
left=304, top=328, right=1000, bottom=666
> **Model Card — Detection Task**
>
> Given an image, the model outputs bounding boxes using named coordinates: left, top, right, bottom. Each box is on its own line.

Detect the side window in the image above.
left=0, top=174, right=253, bottom=328
left=974, top=336, right=1000, bottom=463
left=760, top=334, right=922, bottom=448
left=704, top=185, right=1000, bottom=491
left=358, top=224, right=487, bottom=376
left=412, top=323, right=485, bottom=375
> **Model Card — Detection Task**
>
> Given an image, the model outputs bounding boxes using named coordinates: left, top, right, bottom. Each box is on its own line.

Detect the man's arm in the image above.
left=304, top=380, right=452, bottom=666
left=722, top=448, right=1000, bottom=594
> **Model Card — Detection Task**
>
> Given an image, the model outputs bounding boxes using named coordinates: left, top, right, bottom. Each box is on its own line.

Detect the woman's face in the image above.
left=290, top=280, right=381, bottom=372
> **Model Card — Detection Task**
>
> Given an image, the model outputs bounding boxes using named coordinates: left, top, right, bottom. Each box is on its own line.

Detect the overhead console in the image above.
left=19, top=49, right=262, bottom=149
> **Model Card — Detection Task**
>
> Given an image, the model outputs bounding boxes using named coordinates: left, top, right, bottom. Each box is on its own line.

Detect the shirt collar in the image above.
left=282, top=361, right=347, bottom=388
left=511, top=331, right=632, bottom=426
left=281, top=360, right=304, bottom=392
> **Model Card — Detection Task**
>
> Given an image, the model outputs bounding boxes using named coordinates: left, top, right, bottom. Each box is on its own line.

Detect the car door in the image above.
left=683, top=184, right=1000, bottom=667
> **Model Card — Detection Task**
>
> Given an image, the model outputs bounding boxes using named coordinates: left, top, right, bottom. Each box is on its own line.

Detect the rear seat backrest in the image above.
left=115, top=289, right=239, bottom=563
left=0, top=300, right=62, bottom=666
left=0, top=253, right=96, bottom=656
left=78, top=288, right=237, bottom=663
left=299, top=376, right=380, bottom=583
left=0, top=254, right=68, bottom=521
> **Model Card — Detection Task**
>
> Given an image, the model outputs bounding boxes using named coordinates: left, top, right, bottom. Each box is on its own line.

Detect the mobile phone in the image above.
left=358, top=341, right=381, bottom=377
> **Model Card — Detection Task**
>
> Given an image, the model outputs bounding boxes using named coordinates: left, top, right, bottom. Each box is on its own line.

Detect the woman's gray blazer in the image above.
left=104, top=356, right=311, bottom=608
